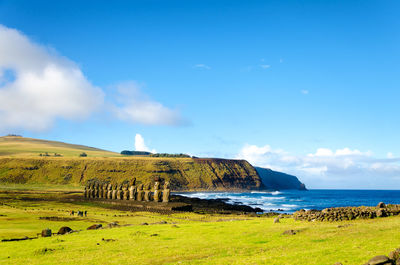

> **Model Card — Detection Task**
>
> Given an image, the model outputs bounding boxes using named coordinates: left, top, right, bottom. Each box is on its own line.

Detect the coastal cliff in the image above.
left=0, top=157, right=262, bottom=191
left=255, top=166, right=306, bottom=190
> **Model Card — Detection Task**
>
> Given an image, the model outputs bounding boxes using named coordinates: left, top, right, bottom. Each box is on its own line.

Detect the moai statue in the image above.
left=153, top=180, right=161, bottom=202
left=129, top=184, right=136, bottom=201
left=117, top=185, right=123, bottom=200
left=144, top=183, right=151, bottom=202
left=84, top=185, right=88, bottom=198
left=122, top=184, right=129, bottom=200
left=102, top=183, right=108, bottom=198
left=99, top=183, right=104, bottom=199
left=95, top=183, right=100, bottom=198
left=87, top=183, right=92, bottom=198
left=128, top=178, right=137, bottom=200
left=136, top=184, right=144, bottom=201
left=162, top=181, right=170, bottom=203
left=112, top=184, right=118, bottom=200
left=107, top=183, right=113, bottom=199
left=91, top=183, right=96, bottom=198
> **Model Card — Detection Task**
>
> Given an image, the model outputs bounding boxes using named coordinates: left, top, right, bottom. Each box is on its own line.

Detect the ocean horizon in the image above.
left=175, top=189, right=400, bottom=213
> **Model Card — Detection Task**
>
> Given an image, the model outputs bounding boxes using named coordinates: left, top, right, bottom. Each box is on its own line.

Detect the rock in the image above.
left=107, top=222, right=119, bottom=228
left=87, top=224, right=102, bottom=230
left=274, top=217, right=280, bottom=223
left=376, top=209, right=387, bottom=217
left=282, top=229, right=297, bottom=235
left=57, top=226, right=72, bottom=235
left=41, top=228, right=52, bottom=237
left=333, top=263, right=343, bottom=265
left=377, top=202, right=386, bottom=208
left=367, top=255, right=391, bottom=265
left=140, top=222, right=149, bottom=225
left=389, top=248, right=400, bottom=261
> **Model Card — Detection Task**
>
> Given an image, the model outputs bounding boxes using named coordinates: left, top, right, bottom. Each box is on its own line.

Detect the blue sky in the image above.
left=0, top=0, right=399, bottom=188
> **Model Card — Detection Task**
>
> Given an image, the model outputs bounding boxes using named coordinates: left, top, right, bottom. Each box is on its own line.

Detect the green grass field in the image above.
left=0, top=136, right=121, bottom=157
left=1, top=187, right=400, bottom=264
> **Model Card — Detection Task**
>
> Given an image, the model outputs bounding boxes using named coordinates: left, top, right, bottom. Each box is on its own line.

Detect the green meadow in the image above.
left=1, top=188, right=400, bottom=265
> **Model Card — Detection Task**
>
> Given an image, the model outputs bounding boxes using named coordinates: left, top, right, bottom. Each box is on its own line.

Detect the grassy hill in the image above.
left=0, top=136, right=262, bottom=191
left=0, top=136, right=120, bottom=157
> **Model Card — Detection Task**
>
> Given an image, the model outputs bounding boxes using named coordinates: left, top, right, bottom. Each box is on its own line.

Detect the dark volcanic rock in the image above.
left=87, top=224, right=102, bottom=230
left=57, top=226, right=72, bottom=235
left=378, top=202, right=386, bottom=208
left=282, top=229, right=298, bottom=235
left=41, top=228, right=52, bottom=237
left=367, top=255, right=391, bottom=265
left=172, top=195, right=262, bottom=214
left=294, top=204, right=400, bottom=222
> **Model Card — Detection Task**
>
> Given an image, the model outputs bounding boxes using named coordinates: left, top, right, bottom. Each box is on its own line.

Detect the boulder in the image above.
left=376, top=209, right=387, bottom=217
left=282, top=229, right=297, bottom=235
left=377, top=202, right=386, bottom=208
left=107, top=222, right=119, bottom=228
left=274, top=217, right=280, bottom=223
left=57, top=226, right=72, bottom=235
left=41, top=228, right=52, bottom=237
left=389, top=248, right=400, bottom=261
left=367, top=255, right=391, bottom=265
left=87, top=224, right=102, bottom=230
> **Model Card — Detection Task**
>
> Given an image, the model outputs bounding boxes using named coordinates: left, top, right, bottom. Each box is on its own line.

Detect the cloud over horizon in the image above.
left=0, top=25, right=104, bottom=132
left=236, top=144, right=400, bottom=189
left=134, top=133, right=156, bottom=153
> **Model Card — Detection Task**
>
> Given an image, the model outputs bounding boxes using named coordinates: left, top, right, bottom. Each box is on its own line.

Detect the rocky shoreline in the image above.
left=293, top=202, right=400, bottom=222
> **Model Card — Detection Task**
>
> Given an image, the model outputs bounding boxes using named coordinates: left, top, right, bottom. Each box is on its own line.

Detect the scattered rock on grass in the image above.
left=366, top=255, right=391, bottom=265
left=87, top=224, right=102, bottom=230
left=107, top=222, right=119, bottom=228
left=41, top=228, right=52, bottom=237
left=102, top=238, right=117, bottom=242
left=282, top=229, right=298, bottom=235
left=57, top=226, right=72, bottom=235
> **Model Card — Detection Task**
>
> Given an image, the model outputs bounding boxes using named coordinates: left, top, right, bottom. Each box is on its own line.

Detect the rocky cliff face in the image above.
left=0, top=157, right=262, bottom=191
left=255, top=167, right=306, bottom=190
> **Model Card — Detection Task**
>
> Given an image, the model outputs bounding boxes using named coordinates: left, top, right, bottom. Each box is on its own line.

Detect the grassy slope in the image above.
left=1, top=191, right=400, bottom=264
left=0, top=137, right=261, bottom=190
left=0, top=157, right=260, bottom=190
left=0, top=136, right=120, bottom=157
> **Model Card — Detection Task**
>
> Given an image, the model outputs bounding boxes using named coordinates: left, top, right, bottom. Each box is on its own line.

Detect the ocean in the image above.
left=175, top=190, right=400, bottom=213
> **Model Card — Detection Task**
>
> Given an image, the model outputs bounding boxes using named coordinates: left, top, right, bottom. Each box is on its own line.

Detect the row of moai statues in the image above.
left=84, top=178, right=170, bottom=203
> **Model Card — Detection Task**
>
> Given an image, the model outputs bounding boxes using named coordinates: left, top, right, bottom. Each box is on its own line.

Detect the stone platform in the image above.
left=86, top=198, right=192, bottom=213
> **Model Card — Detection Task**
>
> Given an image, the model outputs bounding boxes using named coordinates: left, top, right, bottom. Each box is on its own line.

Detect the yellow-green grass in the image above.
left=1, top=190, right=400, bottom=264
left=0, top=136, right=121, bottom=157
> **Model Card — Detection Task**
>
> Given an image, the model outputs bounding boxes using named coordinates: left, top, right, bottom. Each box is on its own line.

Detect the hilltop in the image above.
left=0, top=136, right=120, bottom=157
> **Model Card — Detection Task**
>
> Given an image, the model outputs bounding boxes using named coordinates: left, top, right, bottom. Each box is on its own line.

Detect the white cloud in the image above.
left=0, top=25, right=104, bottom=132
left=301, top=89, right=309, bottom=95
left=236, top=144, right=400, bottom=189
left=134, top=133, right=156, bottom=153
left=114, top=81, right=187, bottom=126
left=260, top=64, right=270, bottom=69
left=193, top=64, right=211, bottom=70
